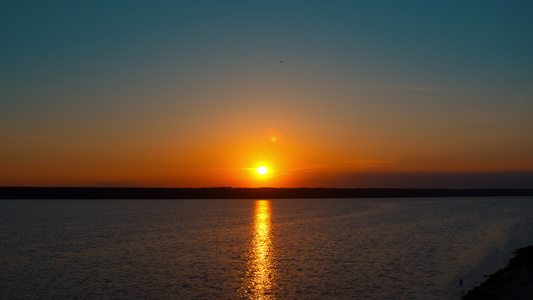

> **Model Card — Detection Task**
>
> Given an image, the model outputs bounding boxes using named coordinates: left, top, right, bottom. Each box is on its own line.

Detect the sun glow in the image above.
left=257, top=166, right=269, bottom=175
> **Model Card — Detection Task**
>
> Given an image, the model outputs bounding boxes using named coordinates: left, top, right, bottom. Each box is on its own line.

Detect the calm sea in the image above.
left=1, top=197, right=533, bottom=299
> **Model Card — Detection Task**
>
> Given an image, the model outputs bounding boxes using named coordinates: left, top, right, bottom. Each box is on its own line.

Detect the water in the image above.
left=1, top=197, right=533, bottom=299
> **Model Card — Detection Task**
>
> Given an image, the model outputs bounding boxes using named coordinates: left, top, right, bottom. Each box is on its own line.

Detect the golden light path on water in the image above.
left=241, top=200, right=275, bottom=299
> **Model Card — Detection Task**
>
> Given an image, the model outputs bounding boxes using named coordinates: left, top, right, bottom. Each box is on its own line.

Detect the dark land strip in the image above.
left=1, top=187, right=533, bottom=199
left=463, top=246, right=533, bottom=300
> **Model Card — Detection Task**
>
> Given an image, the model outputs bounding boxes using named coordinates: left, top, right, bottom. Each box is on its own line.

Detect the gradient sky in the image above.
left=2, top=1, right=533, bottom=188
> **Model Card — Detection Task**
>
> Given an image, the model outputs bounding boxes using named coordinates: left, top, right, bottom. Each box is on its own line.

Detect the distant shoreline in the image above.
left=1, top=187, right=533, bottom=199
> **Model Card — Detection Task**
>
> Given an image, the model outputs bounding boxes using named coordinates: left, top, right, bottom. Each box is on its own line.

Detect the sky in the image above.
left=1, top=1, right=533, bottom=188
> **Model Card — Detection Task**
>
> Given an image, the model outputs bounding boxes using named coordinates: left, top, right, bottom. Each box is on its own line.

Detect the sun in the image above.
left=256, top=166, right=269, bottom=175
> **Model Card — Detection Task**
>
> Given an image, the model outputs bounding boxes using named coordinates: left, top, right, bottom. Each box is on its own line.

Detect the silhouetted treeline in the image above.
left=1, top=187, right=533, bottom=199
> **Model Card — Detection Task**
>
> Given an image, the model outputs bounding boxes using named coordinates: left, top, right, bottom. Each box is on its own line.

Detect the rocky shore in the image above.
left=463, top=245, right=533, bottom=299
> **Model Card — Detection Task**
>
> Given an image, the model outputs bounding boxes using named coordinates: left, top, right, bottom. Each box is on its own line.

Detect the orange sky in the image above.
left=1, top=2, right=533, bottom=188
left=2, top=121, right=532, bottom=188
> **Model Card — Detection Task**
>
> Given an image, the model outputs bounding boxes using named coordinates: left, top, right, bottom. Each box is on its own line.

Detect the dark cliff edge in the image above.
left=1, top=187, right=533, bottom=199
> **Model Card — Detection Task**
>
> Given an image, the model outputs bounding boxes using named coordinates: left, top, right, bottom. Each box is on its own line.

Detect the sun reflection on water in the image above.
left=241, top=200, right=275, bottom=299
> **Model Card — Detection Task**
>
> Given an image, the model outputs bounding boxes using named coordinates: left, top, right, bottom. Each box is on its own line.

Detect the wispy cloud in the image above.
left=356, top=82, right=467, bottom=93
left=90, top=181, right=139, bottom=187
left=290, top=159, right=399, bottom=174
left=0, top=135, right=51, bottom=140
left=288, top=164, right=327, bottom=174
left=335, top=159, right=399, bottom=168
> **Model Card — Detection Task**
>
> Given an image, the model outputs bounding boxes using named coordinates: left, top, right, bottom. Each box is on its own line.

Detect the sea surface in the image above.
left=1, top=197, right=533, bottom=299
